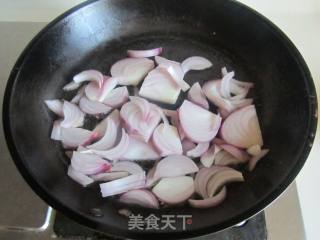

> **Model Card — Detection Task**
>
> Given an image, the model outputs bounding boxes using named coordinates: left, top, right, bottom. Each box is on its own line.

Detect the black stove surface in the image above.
left=54, top=212, right=267, bottom=240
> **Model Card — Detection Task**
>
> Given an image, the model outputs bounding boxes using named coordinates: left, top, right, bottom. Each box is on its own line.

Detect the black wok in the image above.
left=2, top=0, right=317, bottom=239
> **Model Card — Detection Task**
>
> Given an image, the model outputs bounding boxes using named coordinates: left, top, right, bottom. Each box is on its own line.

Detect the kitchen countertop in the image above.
left=0, top=1, right=319, bottom=239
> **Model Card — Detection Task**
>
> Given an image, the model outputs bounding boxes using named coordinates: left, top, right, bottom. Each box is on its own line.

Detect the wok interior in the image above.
left=6, top=0, right=315, bottom=237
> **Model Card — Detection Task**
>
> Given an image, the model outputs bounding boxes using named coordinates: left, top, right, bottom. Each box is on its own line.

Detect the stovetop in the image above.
left=0, top=21, right=268, bottom=240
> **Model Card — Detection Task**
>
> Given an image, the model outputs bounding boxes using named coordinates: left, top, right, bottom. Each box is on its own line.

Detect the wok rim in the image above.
left=2, top=0, right=318, bottom=238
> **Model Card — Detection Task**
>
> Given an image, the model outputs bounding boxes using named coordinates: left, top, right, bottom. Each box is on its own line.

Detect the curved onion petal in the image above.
left=67, top=166, right=94, bottom=187
left=188, top=187, right=226, bottom=208
left=152, top=123, right=183, bottom=156
left=152, top=176, right=194, bottom=204
left=51, top=119, right=62, bottom=140
left=60, top=127, right=98, bottom=148
left=61, top=101, right=85, bottom=128
left=158, top=64, right=190, bottom=91
left=139, top=67, right=181, bottom=104
left=111, top=161, right=144, bottom=175
left=111, top=58, right=154, bottom=86
left=248, top=149, right=269, bottom=171
left=91, top=171, right=129, bottom=181
left=212, top=137, right=227, bottom=145
left=207, top=168, right=244, bottom=197
left=73, top=69, right=104, bottom=88
left=63, top=81, right=81, bottom=91
left=194, top=166, right=227, bottom=198
left=182, top=139, right=196, bottom=154
left=79, top=96, right=112, bottom=115
left=44, top=99, right=63, bottom=116
left=146, top=165, right=158, bottom=187
left=87, top=117, right=118, bottom=150
left=119, top=189, right=159, bottom=209
left=200, top=144, right=221, bottom=167
left=121, top=136, right=160, bottom=161
left=98, top=76, right=118, bottom=102
left=120, top=99, right=161, bottom=142
left=220, top=105, right=263, bottom=148
left=202, top=80, right=234, bottom=112
left=219, top=144, right=250, bottom=162
left=214, top=151, right=246, bottom=166
left=179, top=100, right=221, bottom=143
left=71, top=85, right=86, bottom=104
left=220, top=71, right=235, bottom=99
left=247, top=144, right=262, bottom=156
left=127, top=47, right=162, bottom=58
left=181, top=56, right=213, bottom=74
left=187, top=83, right=209, bottom=109
left=100, top=173, right=146, bottom=197
left=187, top=142, right=210, bottom=158
left=71, top=151, right=111, bottom=175
left=154, top=155, right=199, bottom=180
left=91, top=129, right=129, bottom=161
left=101, top=86, right=129, bottom=108
left=93, top=109, right=120, bottom=138
left=164, top=109, right=185, bottom=140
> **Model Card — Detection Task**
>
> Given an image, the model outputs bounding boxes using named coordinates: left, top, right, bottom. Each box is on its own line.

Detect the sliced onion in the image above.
left=195, top=166, right=227, bottom=198
left=121, top=136, right=160, bottom=161
left=206, top=168, right=244, bottom=197
left=101, top=86, right=129, bottom=108
left=51, top=119, right=62, bottom=140
left=152, top=123, right=182, bottom=156
left=154, top=155, right=199, bottom=180
left=73, top=69, right=104, bottom=88
left=119, top=189, right=159, bottom=209
left=220, top=71, right=235, bottom=99
left=214, top=151, right=246, bottom=166
left=179, top=100, right=221, bottom=143
left=127, top=47, right=162, bottom=58
left=91, top=171, right=129, bottom=181
left=219, top=144, right=250, bottom=162
left=120, top=98, right=161, bottom=142
left=139, top=67, right=181, bottom=104
left=212, top=138, right=227, bottom=145
left=71, top=85, right=86, bottom=104
left=248, top=149, right=269, bottom=171
left=93, top=109, right=120, bottom=138
left=60, top=127, right=98, bottom=148
left=71, top=151, right=111, bottom=175
left=247, top=144, right=262, bottom=156
left=187, top=83, right=209, bottom=109
left=164, top=109, right=185, bottom=140
left=44, top=99, right=64, bottom=116
left=158, top=64, right=190, bottom=91
left=181, top=56, right=213, bottom=74
left=111, top=161, right=144, bottom=175
left=111, top=58, right=154, bottom=86
left=100, top=173, right=146, bottom=197
left=200, top=144, right=222, bottom=167
left=87, top=117, right=118, bottom=150
left=98, top=76, right=118, bottom=102
left=146, top=165, right=158, bottom=187
left=60, top=101, right=85, bottom=128
left=63, top=81, right=81, bottom=91
left=187, top=142, right=210, bottom=158
left=220, top=105, right=263, bottom=148
left=182, top=139, right=196, bottom=154
left=202, top=80, right=235, bottom=112
left=79, top=96, right=112, bottom=115
left=67, top=166, right=94, bottom=187
left=188, top=187, right=226, bottom=208
left=152, top=176, right=194, bottom=204
left=91, top=129, right=129, bottom=161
